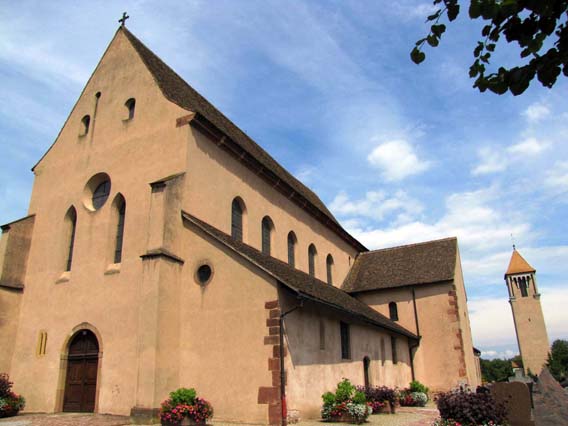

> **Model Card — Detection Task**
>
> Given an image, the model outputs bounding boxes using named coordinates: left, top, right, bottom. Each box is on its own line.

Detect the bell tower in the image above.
left=504, top=247, right=549, bottom=375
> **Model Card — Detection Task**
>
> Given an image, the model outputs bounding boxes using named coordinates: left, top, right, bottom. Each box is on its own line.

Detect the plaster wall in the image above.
left=184, top=127, right=358, bottom=286
left=281, top=294, right=412, bottom=419
left=179, top=220, right=278, bottom=423
left=8, top=30, right=190, bottom=415
left=0, top=288, right=22, bottom=373
left=356, top=281, right=476, bottom=392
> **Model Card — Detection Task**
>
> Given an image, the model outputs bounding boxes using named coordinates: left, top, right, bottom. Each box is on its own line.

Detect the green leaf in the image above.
left=410, top=47, right=426, bottom=64
left=426, top=10, right=442, bottom=21
left=486, top=43, right=496, bottom=52
left=431, top=24, right=446, bottom=37
left=427, top=34, right=439, bottom=47
left=474, top=42, right=484, bottom=57
left=469, top=0, right=481, bottom=18
left=482, top=25, right=492, bottom=37
left=447, top=3, right=460, bottom=21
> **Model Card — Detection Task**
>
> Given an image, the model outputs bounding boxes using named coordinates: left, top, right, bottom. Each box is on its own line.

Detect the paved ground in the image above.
left=0, top=406, right=439, bottom=426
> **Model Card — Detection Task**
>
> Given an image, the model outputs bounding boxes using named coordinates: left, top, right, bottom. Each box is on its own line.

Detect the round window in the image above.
left=196, top=264, right=213, bottom=285
left=92, top=180, right=111, bottom=210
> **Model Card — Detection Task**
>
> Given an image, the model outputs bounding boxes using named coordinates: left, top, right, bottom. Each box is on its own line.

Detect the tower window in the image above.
left=125, top=98, right=136, bottom=120
left=389, top=302, right=399, bottom=321
left=340, top=321, right=350, bottom=359
left=308, top=244, right=317, bottom=277
left=520, top=277, right=529, bottom=297
left=80, top=115, right=90, bottom=135
left=326, top=254, right=334, bottom=285
left=287, top=231, right=297, bottom=267
left=261, top=216, right=274, bottom=255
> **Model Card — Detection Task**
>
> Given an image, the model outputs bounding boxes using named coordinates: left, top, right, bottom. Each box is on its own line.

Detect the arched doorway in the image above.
left=363, top=356, right=371, bottom=389
left=63, top=329, right=99, bottom=412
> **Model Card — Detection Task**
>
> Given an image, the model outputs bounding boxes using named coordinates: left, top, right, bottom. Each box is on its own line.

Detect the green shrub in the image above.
left=335, top=379, right=356, bottom=402
left=410, top=392, right=427, bottom=407
left=352, top=391, right=366, bottom=405
left=169, top=387, right=196, bottom=406
left=322, top=391, right=336, bottom=407
left=409, top=380, right=429, bottom=395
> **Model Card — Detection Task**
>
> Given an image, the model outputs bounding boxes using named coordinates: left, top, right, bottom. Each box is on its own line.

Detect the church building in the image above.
left=0, top=26, right=481, bottom=424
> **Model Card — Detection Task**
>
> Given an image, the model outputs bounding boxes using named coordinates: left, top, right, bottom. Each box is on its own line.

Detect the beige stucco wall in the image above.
left=8, top=30, right=190, bottom=416
left=178, top=220, right=279, bottom=423
left=281, top=293, right=412, bottom=419
left=184, top=127, right=359, bottom=286
left=507, top=273, right=549, bottom=375
left=356, top=277, right=479, bottom=392
left=0, top=287, right=23, bottom=373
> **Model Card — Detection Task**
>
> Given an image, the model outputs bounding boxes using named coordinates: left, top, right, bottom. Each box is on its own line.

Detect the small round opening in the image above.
left=196, top=264, right=212, bottom=285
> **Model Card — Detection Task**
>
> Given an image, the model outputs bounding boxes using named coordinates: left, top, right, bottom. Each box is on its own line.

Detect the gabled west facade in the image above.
left=0, top=27, right=479, bottom=424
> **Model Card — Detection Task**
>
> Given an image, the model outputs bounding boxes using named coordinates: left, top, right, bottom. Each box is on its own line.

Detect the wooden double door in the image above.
left=63, top=330, right=99, bottom=412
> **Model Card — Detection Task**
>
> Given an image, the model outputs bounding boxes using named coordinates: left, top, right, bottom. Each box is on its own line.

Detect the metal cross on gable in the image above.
left=119, top=12, right=129, bottom=26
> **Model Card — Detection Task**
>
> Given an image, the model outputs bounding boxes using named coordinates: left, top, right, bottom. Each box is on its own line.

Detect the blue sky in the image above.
left=1, top=1, right=567, bottom=360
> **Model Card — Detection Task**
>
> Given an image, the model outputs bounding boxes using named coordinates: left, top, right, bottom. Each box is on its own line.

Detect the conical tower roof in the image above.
left=505, top=248, right=535, bottom=275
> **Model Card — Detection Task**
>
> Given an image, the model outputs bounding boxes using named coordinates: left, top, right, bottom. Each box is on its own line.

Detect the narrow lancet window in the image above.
left=287, top=231, right=297, bottom=267
left=261, top=216, right=274, bottom=255
left=308, top=244, right=317, bottom=277
left=81, top=115, right=90, bottom=135
left=114, top=197, right=126, bottom=263
left=231, top=198, right=245, bottom=242
left=65, top=207, right=77, bottom=271
left=125, top=98, right=136, bottom=120
left=389, top=302, right=399, bottom=321
left=326, top=254, right=334, bottom=285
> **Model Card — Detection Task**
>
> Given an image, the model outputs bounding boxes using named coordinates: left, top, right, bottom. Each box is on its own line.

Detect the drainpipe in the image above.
left=279, top=296, right=303, bottom=426
left=409, top=288, right=421, bottom=381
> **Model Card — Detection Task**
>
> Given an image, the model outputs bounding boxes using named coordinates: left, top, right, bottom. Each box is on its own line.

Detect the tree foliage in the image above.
left=547, top=339, right=568, bottom=383
left=480, top=357, right=514, bottom=382
left=412, top=0, right=568, bottom=95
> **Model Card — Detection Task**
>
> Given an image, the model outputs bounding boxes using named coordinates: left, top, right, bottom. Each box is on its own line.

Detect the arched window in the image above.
left=261, top=216, right=274, bottom=255
left=65, top=207, right=77, bottom=271
left=308, top=244, right=317, bottom=277
left=231, top=198, right=245, bottom=242
left=125, top=98, right=136, bottom=120
left=113, top=196, right=126, bottom=263
left=81, top=115, right=90, bottom=135
left=389, top=302, right=398, bottom=321
left=326, top=254, right=334, bottom=285
left=287, top=231, right=297, bottom=267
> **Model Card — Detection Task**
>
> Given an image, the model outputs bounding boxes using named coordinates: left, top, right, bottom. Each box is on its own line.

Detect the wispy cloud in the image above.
left=522, top=101, right=550, bottom=123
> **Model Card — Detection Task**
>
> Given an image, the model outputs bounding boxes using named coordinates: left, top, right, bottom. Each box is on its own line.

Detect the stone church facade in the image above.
left=0, top=27, right=480, bottom=424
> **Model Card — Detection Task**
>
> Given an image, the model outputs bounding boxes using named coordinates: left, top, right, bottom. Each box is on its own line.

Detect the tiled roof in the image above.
left=181, top=211, right=418, bottom=340
left=505, top=249, right=535, bottom=275
left=342, top=237, right=458, bottom=293
left=122, top=28, right=367, bottom=250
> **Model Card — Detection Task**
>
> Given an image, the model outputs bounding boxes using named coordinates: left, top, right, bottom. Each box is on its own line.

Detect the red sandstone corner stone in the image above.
left=269, top=308, right=281, bottom=319
left=265, top=335, right=279, bottom=345
left=273, top=345, right=287, bottom=358
left=268, top=357, right=280, bottom=371
left=269, top=326, right=280, bottom=336
left=269, top=402, right=283, bottom=424
left=258, top=386, right=279, bottom=404
left=265, top=300, right=279, bottom=309
left=272, top=370, right=281, bottom=386
left=266, top=318, right=279, bottom=327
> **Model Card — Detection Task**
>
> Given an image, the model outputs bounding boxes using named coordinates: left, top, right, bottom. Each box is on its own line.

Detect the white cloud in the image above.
left=507, top=137, right=548, bottom=156
left=367, top=139, right=430, bottom=181
left=472, top=147, right=507, bottom=176
left=545, top=161, right=568, bottom=192
left=523, top=102, right=550, bottom=123
left=330, top=190, right=423, bottom=222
